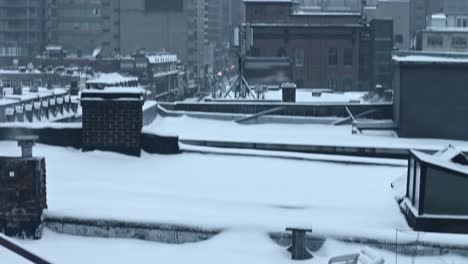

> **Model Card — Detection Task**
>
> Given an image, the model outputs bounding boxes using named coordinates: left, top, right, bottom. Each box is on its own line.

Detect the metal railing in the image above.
left=0, top=234, right=51, bottom=264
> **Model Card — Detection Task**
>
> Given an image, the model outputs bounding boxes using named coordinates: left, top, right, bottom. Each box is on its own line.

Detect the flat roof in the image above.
left=393, top=54, right=468, bottom=64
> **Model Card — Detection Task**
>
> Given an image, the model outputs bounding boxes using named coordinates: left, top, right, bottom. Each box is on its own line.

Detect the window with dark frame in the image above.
left=344, top=48, right=353, bottom=67
left=452, top=36, right=467, bottom=48
left=343, top=78, right=353, bottom=90
left=394, top=34, right=403, bottom=44
left=427, top=35, right=443, bottom=47
left=408, top=158, right=415, bottom=204
left=295, top=48, right=304, bottom=67
left=328, top=48, right=337, bottom=66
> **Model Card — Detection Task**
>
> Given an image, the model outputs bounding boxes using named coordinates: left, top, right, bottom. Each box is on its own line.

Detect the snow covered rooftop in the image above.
left=146, top=54, right=177, bottom=64
left=82, top=87, right=146, bottom=95
left=86, top=73, right=138, bottom=85
left=145, top=116, right=468, bottom=151
left=412, top=146, right=468, bottom=175
left=393, top=54, right=468, bottom=64
left=0, top=140, right=407, bottom=236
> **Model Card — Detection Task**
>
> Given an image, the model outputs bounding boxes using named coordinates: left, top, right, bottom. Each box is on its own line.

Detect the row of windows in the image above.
left=327, top=77, right=353, bottom=91
left=329, top=48, right=353, bottom=67
left=0, top=46, right=28, bottom=56
left=58, top=22, right=101, bottom=31
left=456, top=17, right=468, bottom=28
left=294, top=48, right=353, bottom=67
left=58, top=8, right=100, bottom=18
left=427, top=35, right=468, bottom=48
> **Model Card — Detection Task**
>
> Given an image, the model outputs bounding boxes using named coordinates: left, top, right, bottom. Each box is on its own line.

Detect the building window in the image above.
left=456, top=17, right=468, bottom=28
left=427, top=35, right=443, bottom=47
left=408, top=158, right=415, bottom=204
left=452, top=36, right=467, bottom=48
left=414, top=162, right=422, bottom=211
left=394, top=34, right=403, bottom=44
left=277, top=47, right=287, bottom=57
left=343, top=78, right=353, bottom=90
left=328, top=48, right=337, bottom=66
left=295, top=48, right=304, bottom=67
left=343, top=48, right=353, bottom=67
left=328, top=77, right=337, bottom=90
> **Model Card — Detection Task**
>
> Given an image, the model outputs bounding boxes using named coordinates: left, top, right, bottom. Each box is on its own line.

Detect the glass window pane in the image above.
left=414, top=162, right=422, bottom=211
left=328, top=48, right=337, bottom=66
left=408, top=158, right=415, bottom=203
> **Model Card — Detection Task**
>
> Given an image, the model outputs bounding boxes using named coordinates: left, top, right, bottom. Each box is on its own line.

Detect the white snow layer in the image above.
left=5, top=230, right=468, bottom=264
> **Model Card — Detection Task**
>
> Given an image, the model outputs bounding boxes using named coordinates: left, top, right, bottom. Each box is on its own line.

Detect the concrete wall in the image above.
left=396, top=63, right=468, bottom=140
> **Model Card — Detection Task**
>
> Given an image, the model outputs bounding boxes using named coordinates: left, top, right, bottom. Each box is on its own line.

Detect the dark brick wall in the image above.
left=0, top=157, right=47, bottom=239
left=82, top=100, right=143, bottom=156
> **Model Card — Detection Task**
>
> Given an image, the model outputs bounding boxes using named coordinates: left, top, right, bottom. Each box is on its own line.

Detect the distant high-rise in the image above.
left=0, top=0, right=46, bottom=57
left=443, top=0, right=468, bottom=15
left=47, top=0, right=120, bottom=57
left=410, top=0, right=468, bottom=44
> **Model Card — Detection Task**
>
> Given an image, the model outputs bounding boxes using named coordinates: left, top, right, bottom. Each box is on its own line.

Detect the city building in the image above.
left=0, top=0, right=46, bottom=57
left=47, top=0, right=120, bottom=57
left=365, top=0, right=410, bottom=50
left=119, top=0, right=188, bottom=60
left=402, top=146, right=468, bottom=234
left=119, top=52, right=179, bottom=98
left=119, top=0, right=233, bottom=89
left=243, top=0, right=394, bottom=91
left=410, top=0, right=468, bottom=46
left=418, top=14, right=468, bottom=53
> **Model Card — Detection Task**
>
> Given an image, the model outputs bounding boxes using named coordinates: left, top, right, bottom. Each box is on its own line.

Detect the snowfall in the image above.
left=2, top=116, right=468, bottom=263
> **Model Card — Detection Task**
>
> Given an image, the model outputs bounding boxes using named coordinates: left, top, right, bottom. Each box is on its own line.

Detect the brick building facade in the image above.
left=244, top=0, right=393, bottom=91
left=81, top=89, right=144, bottom=156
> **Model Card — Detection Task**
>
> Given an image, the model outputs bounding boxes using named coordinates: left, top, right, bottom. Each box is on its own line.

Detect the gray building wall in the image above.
left=119, top=0, right=188, bottom=60
left=395, top=63, right=468, bottom=140
left=375, top=0, right=410, bottom=50
left=47, top=0, right=120, bottom=56
left=410, top=0, right=442, bottom=43
left=443, top=0, right=468, bottom=15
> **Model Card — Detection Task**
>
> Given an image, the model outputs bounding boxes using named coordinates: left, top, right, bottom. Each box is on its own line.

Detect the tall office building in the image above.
left=119, top=0, right=233, bottom=81
left=0, top=0, right=46, bottom=57
left=443, top=0, right=468, bottom=15
left=47, top=0, right=120, bottom=56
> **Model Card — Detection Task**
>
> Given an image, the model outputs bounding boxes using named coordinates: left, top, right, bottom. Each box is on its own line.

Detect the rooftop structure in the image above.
left=402, top=146, right=468, bottom=234
left=393, top=51, right=468, bottom=141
